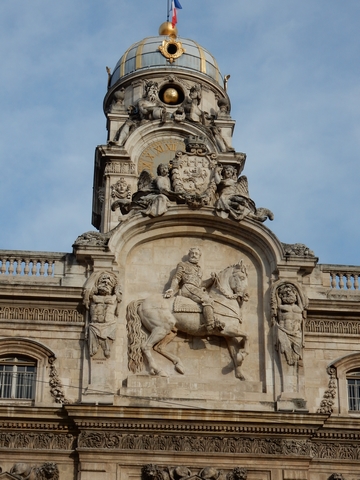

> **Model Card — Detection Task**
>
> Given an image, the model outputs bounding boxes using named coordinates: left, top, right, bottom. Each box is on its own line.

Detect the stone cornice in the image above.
left=0, top=284, right=83, bottom=300
left=65, top=406, right=327, bottom=435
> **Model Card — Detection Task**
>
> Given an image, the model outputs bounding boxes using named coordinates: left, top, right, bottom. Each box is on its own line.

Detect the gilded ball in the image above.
left=158, top=21, right=178, bottom=38
left=163, top=88, right=179, bottom=104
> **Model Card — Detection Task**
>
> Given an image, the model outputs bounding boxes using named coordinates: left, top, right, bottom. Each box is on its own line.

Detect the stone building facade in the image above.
left=0, top=21, right=359, bottom=480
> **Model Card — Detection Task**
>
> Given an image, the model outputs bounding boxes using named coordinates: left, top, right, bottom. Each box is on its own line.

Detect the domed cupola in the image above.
left=109, top=23, right=223, bottom=89
left=93, top=22, right=247, bottom=234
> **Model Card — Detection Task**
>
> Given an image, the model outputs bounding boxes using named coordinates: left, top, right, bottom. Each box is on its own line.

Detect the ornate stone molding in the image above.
left=306, top=319, right=360, bottom=335
left=317, top=366, right=337, bottom=415
left=77, top=432, right=360, bottom=459
left=74, top=422, right=316, bottom=435
left=0, top=432, right=75, bottom=450
left=282, top=243, right=315, bottom=258
left=74, top=231, right=110, bottom=247
left=105, top=162, right=136, bottom=175
left=0, top=306, right=84, bottom=323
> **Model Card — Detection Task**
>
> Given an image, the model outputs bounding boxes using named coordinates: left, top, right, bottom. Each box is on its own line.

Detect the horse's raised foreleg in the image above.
left=153, top=328, right=185, bottom=374
left=141, top=326, right=172, bottom=376
left=225, top=335, right=249, bottom=381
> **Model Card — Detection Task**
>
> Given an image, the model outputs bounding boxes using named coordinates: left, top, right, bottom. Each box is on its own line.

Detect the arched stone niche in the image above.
left=109, top=208, right=284, bottom=409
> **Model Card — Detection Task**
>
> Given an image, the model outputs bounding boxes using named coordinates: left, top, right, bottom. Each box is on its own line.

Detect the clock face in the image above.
left=138, top=138, right=185, bottom=175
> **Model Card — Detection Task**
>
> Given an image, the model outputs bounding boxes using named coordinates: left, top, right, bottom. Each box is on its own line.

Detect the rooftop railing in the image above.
left=0, top=251, right=67, bottom=283
left=320, top=264, right=360, bottom=291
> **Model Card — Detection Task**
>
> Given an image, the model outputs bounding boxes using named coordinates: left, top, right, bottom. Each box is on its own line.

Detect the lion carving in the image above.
left=10, top=462, right=59, bottom=480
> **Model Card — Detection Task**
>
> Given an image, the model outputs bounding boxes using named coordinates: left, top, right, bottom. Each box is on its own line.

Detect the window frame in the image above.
left=0, top=355, right=37, bottom=400
left=0, top=338, right=56, bottom=406
left=330, top=353, right=360, bottom=415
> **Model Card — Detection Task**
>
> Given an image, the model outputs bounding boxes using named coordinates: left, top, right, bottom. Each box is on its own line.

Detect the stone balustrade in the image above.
left=321, top=264, right=360, bottom=290
left=0, top=250, right=67, bottom=281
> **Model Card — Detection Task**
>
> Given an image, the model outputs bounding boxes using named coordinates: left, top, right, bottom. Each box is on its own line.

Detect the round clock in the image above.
left=138, top=138, right=185, bottom=175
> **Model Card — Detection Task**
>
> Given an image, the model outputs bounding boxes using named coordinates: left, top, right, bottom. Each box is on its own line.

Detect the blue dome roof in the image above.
left=110, top=36, right=223, bottom=87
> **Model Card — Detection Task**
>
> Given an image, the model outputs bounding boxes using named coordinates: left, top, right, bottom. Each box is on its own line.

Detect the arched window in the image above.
left=0, top=355, right=36, bottom=400
left=347, top=369, right=360, bottom=411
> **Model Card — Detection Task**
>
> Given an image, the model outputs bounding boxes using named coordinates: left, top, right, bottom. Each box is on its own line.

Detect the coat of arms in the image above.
left=171, top=135, right=218, bottom=208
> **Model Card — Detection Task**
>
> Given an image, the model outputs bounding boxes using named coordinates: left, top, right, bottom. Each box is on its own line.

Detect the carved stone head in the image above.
left=188, top=247, right=202, bottom=264
left=277, top=283, right=298, bottom=305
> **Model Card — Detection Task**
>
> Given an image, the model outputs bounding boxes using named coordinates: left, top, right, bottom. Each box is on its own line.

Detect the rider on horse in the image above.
left=164, top=247, right=217, bottom=333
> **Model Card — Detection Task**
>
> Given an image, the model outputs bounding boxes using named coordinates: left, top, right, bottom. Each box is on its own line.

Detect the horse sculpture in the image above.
left=126, top=261, right=249, bottom=380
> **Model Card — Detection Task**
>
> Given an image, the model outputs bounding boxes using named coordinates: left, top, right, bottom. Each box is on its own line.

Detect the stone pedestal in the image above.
left=82, top=356, right=116, bottom=405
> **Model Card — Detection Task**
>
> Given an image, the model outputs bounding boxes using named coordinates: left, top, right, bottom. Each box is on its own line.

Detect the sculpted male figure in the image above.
left=83, top=271, right=122, bottom=358
left=164, top=247, right=216, bottom=333
left=271, top=282, right=307, bottom=393
left=274, top=284, right=304, bottom=366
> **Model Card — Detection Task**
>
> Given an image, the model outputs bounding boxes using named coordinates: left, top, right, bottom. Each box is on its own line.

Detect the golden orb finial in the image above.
left=159, top=21, right=178, bottom=38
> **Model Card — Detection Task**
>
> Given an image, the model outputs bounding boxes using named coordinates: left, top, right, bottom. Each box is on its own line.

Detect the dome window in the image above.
left=158, top=38, right=185, bottom=64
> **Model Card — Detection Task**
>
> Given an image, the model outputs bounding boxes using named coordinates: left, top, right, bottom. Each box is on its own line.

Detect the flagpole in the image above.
left=167, top=0, right=170, bottom=21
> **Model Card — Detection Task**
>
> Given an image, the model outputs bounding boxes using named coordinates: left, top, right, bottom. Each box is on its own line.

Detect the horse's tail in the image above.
left=126, top=299, right=147, bottom=373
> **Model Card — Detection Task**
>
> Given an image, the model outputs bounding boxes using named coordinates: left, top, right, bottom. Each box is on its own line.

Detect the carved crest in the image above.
left=171, top=136, right=217, bottom=208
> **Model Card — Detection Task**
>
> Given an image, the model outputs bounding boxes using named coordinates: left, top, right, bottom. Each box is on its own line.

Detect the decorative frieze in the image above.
left=77, top=432, right=360, bottom=459
left=0, top=306, right=83, bottom=323
left=105, top=162, right=136, bottom=175
left=0, top=432, right=75, bottom=450
left=306, top=319, right=360, bottom=335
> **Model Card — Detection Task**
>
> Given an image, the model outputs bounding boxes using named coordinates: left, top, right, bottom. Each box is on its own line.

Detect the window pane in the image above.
left=348, top=378, right=360, bottom=411
left=0, top=367, right=14, bottom=398
left=16, top=369, right=36, bottom=399
left=0, top=360, right=36, bottom=400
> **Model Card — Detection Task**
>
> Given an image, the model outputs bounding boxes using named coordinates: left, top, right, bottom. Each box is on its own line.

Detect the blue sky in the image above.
left=0, top=0, right=359, bottom=266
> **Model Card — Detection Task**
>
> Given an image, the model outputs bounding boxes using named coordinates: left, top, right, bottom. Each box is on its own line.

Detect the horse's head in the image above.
left=214, top=260, right=249, bottom=302
left=229, top=261, right=249, bottom=302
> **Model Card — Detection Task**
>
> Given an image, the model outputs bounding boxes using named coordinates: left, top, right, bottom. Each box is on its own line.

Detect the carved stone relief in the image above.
left=317, top=366, right=337, bottom=414
left=76, top=431, right=360, bottom=460
left=9, top=462, right=59, bottom=480
left=141, top=465, right=247, bottom=480
left=126, top=247, right=249, bottom=380
left=74, top=231, right=110, bottom=247
left=171, top=136, right=218, bottom=208
left=110, top=106, right=140, bottom=147
left=271, top=281, right=308, bottom=394
left=282, top=243, right=316, bottom=258
left=215, top=165, right=274, bottom=222
left=137, top=80, right=167, bottom=123
left=83, top=271, right=122, bottom=358
left=48, top=355, right=70, bottom=405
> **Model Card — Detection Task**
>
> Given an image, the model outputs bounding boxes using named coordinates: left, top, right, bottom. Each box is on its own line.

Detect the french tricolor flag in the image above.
left=171, top=0, right=183, bottom=28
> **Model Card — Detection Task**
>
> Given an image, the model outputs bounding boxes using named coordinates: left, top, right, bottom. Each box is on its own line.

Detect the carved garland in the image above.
left=48, top=356, right=70, bottom=405
left=317, top=366, right=337, bottom=415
